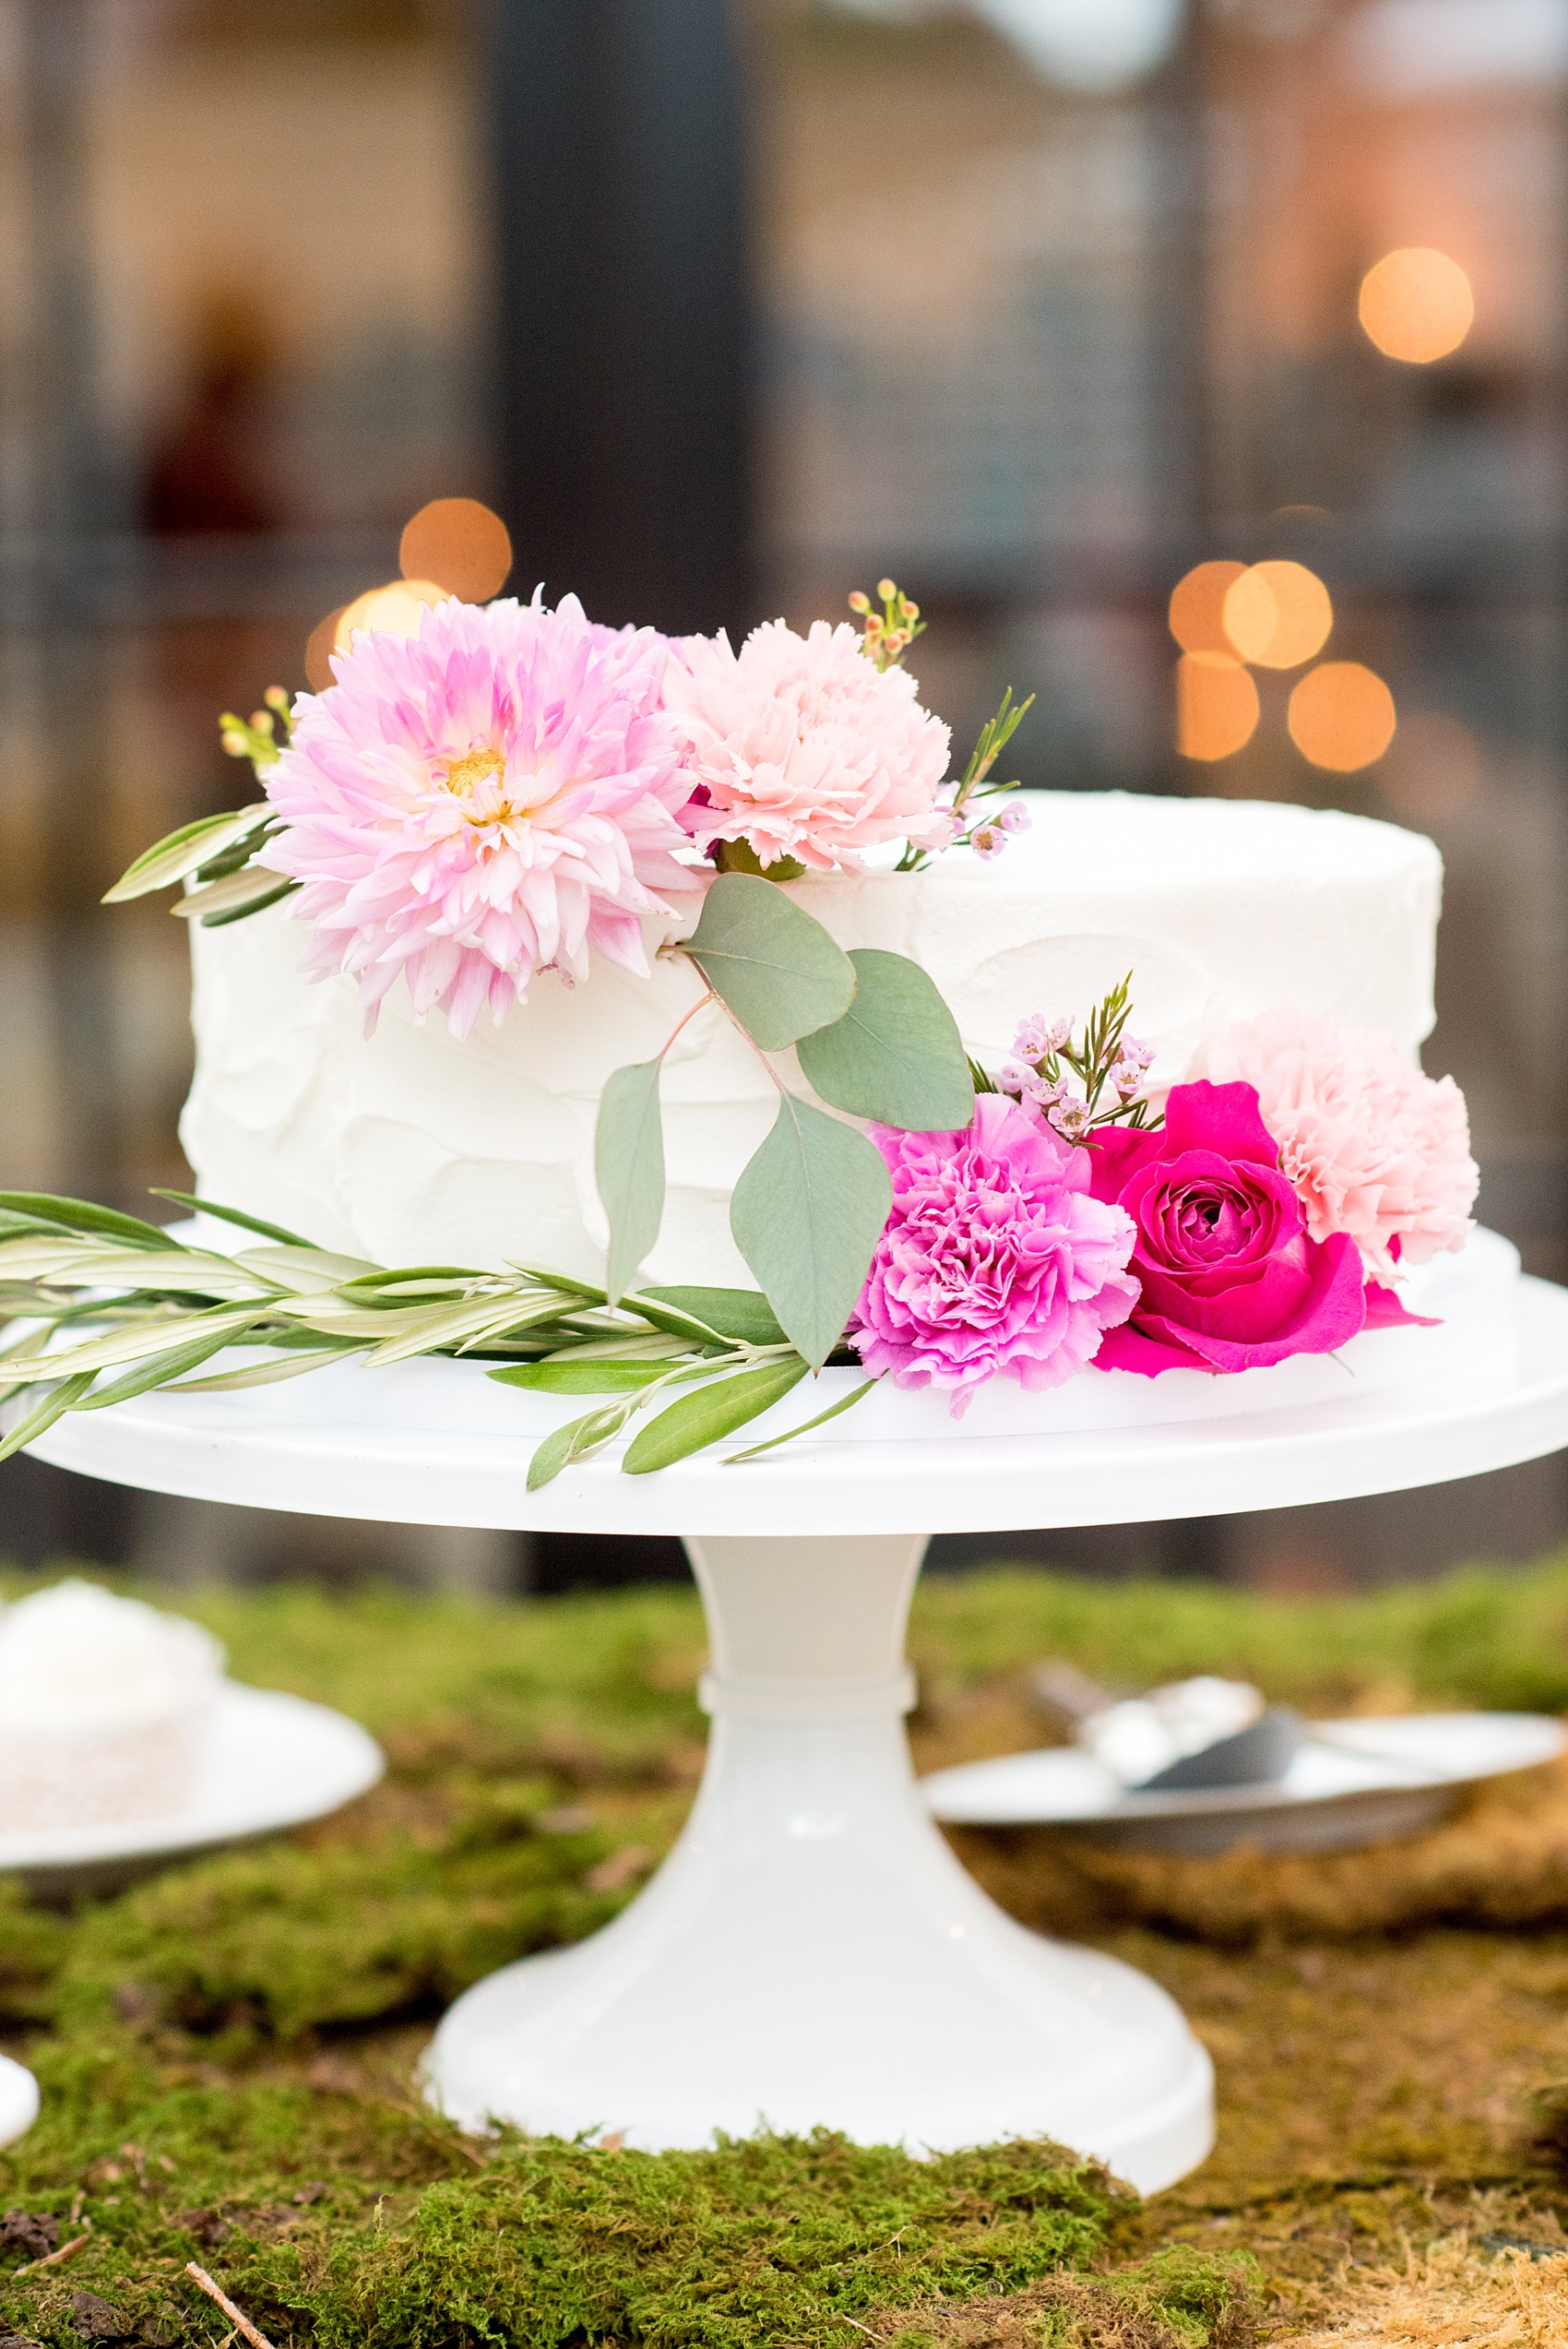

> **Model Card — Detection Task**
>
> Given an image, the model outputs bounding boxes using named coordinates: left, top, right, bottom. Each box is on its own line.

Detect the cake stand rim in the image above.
left=15, top=1272, right=1568, bottom=1537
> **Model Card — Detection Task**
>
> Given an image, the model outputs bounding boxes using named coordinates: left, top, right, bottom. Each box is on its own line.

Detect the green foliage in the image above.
left=730, top=1095, right=892, bottom=1368
left=596, top=1058, right=667, bottom=1306
left=797, top=949, right=974, bottom=1130
left=679, top=873, right=856, bottom=1051
left=623, top=1357, right=810, bottom=1474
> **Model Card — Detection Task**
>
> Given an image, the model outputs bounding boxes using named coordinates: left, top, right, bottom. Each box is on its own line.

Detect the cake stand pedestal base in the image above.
left=423, top=1534, right=1214, bottom=2194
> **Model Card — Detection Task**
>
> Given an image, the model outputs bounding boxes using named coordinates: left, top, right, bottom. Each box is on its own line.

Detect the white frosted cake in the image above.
left=183, top=789, right=1443, bottom=1293
left=0, top=1581, right=224, bottom=1832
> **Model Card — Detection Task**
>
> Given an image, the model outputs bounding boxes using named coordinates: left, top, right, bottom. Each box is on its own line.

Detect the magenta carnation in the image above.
left=1201, top=1008, right=1478, bottom=1281
left=660, top=618, right=953, bottom=871
left=849, top=1093, right=1139, bottom=1413
left=259, top=593, right=698, bottom=1037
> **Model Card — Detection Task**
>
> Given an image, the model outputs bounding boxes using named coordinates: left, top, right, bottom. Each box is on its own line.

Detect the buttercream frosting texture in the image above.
left=182, top=790, right=1443, bottom=1290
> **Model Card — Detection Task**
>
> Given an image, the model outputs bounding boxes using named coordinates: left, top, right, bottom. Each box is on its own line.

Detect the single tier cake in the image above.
left=183, top=789, right=1443, bottom=1293
left=0, top=1581, right=223, bottom=1831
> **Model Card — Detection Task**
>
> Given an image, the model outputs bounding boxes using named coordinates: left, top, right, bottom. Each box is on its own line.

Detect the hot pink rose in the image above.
left=1085, top=1081, right=1408, bottom=1377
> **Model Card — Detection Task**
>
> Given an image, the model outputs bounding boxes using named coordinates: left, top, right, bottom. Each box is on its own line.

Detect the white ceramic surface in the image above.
left=921, top=1711, right=1568, bottom=1855
left=424, top=1535, right=1216, bottom=2193
left=0, top=2056, right=38, bottom=2149
left=17, top=1240, right=1568, bottom=1537
left=0, top=1683, right=385, bottom=1894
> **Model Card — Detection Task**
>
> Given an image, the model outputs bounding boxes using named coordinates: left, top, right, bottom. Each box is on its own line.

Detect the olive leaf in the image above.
left=491, top=1359, right=695, bottom=1396
left=526, top=1399, right=638, bottom=1491
left=595, top=1058, right=666, bottom=1306
left=622, top=1357, right=810, bottom=1475
left=634, top=1287, right=787, bottom=1347
left=724, top=1376, right=877, bottom=1463
left=796, top=948, right=974, bottom=1130
left=729, top=1095, right=892, bottom=1369
left=101, top=804, right=272, bottom=902
left=680, top=873, right=855, bottom=1049
left=172, top=867, right=300, bottom=926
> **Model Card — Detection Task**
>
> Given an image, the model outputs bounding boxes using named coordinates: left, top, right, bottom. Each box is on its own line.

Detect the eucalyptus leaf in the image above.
left=101, top=803, right=271, bottom=902
left=724, top=1377, right=878, bottom=1463
left=680, top=873, right=855, bottom=1049
left=596, top=1058, right=666, bottom=1306
left=622, top=1357, right=810, bottom=1475
left=635, top=1287, right=787, bottom=1347
left=526, top=1400, right=635, bottom=1491
left=729, top=1096, right=892, bottom=1369
left=0, top=1192, right=172, bottom=1247
left=796, top=949, right=974, bottom=1130
left=151, top=1190, right=315, bottom=1247
left=0, top=1371, right=98, bottom=1464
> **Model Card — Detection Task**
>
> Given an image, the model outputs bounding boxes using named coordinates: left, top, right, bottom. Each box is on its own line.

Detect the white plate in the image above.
left=0, top=1683, right=385, bottom=1895
left=0, top=2056, right=38, bottom=2148
left=921, top=1711, right=1568, bottom=1855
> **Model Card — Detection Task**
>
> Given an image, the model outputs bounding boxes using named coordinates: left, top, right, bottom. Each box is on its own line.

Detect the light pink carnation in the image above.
left=1200, top=1008, right=1479, bottom=1281
left=850, top=1093, right=1139, bottom=1414
left=260, top=594, right=698, bottom=1037
left=660, top=618, right=952, bottom=871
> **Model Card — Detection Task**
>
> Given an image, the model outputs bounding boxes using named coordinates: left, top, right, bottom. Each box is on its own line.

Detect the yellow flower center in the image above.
left=445, top=747, right=506, bottom=797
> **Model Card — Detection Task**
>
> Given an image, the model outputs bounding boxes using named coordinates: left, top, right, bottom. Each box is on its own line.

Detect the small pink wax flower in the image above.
left=1200, top=1008, right=1478, bottom=1281
left=259, top=593, right=697, bottom=1038
left=849, top=1093, right=1139, bottom=1413
left=660, top=618, right=952, bottom=871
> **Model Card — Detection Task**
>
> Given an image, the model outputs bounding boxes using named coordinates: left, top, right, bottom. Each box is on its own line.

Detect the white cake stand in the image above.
left=19, top=1257, right=1568, bottom=2193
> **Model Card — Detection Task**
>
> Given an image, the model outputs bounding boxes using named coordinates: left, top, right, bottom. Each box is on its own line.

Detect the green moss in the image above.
left=0, top=1559, right=1560, bottom=2343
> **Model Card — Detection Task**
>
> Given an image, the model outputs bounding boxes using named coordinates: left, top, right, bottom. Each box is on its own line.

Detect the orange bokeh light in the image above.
left=1176, top=651, right=1260, bottom=762
left=1222, top=561, right=1333, bottom=669
left=399, top=497, right=513, bottom=602
left=333, top=578, right=448, bottom=653
left=1168, top=561, right=1247, bottom=655
left=1358, top=248, right=1474, bottom=364
left=1288, top=662, right=1397, bottom=772
left=303, top=608, right=344, bottom=693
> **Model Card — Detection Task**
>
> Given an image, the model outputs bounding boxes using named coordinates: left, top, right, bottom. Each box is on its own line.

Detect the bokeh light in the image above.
left=303, top=609, right=344, bottom=693
left=1222, top=561, right=1334, bottom=669
left=1358, top=248, right=1474, bottom=364
left=1176, top=651, right=1260, bottom=762
left=1168, top=560, right=1247, bottom=655
left=398, top=497, right=513, bottom=602
left=1376, top=709, right=1485, bottom=822
left=333, top=577, right=447, bottom=653
left=1288, top=662, right=1397, bottom=771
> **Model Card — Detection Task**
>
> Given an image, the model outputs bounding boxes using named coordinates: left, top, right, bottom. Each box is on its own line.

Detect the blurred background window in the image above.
left=2, top=0, right=1566, bottom=1589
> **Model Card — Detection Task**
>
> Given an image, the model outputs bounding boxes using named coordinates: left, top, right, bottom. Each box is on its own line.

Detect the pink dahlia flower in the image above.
left=849, top=1093, right=1139, bottom=1414
left=259, top=593, right=698, bottom=1037
left=660, top=618, right=952, bottom=871
left=1200, top=1009, right=1478, bottom=1281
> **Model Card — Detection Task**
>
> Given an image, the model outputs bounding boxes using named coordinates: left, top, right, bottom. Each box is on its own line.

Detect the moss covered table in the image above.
left=4, top=1567, right=1568, bottom=2346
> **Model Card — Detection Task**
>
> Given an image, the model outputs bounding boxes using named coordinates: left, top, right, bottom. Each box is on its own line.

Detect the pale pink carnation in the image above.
left=1201, top=1008, right=1479, bottom=1281
left=259, top=593, right=698, bottom=1038
left=660, top=618, right=952, bottom=871
left=850, top=1093, right=1139, bottom=1415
